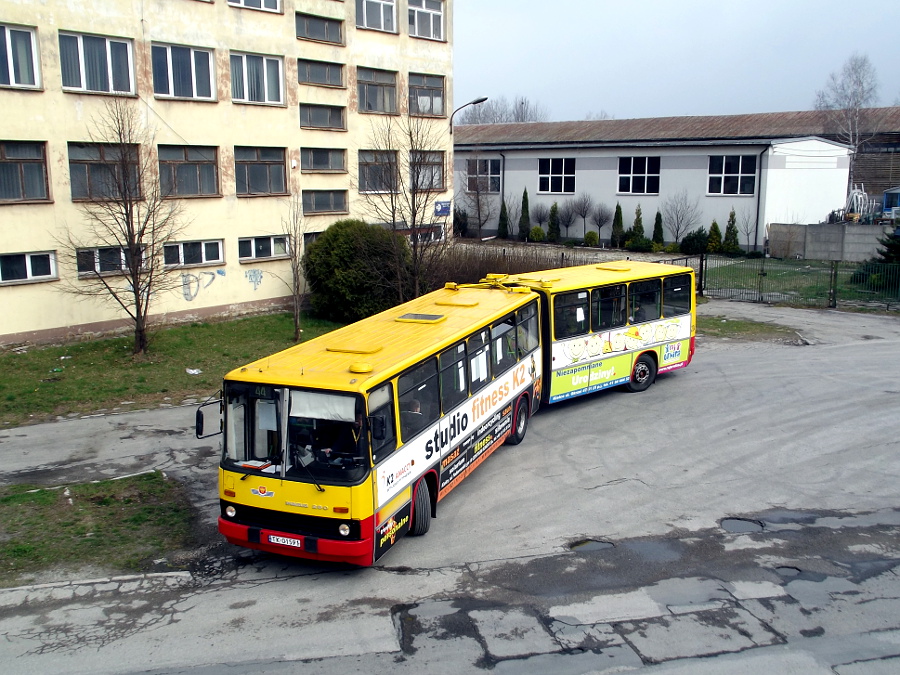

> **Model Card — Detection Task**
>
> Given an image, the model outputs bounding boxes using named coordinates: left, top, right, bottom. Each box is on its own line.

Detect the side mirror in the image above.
left=369, top=415, right=386, bottom=441
left=196, top=397, right=223, bottom=439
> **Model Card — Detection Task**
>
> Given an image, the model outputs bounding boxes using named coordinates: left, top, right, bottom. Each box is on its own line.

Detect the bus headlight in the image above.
left=338, top=524, right=350, bottom=537
left=225, top=506, right=236, bottom=518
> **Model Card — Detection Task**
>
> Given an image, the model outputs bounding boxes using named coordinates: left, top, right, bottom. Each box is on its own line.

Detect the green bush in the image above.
left=625, top=235, right=653, bottom=252
left=584, top=231, right=599, bottom=247
left=303, top=219, right=411, bottom=322
left=746, top=250, right=764, bottom=259
left=681, top=227, right=709, bottom=255
left=664, top=242, right=681, bottom=254
left=529, top=225, right=546, bottom=242
left=651, top=241, right=665, bottom=253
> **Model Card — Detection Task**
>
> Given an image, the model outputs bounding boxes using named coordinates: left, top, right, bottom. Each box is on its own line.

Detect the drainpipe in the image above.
left=499, top=152, right=506, bottom=206
left=754, top=147, right=766, bottom=252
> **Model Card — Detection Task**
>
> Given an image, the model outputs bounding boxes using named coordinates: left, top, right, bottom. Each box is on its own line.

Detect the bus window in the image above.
left=663, top=274, right=692, bottom=317
left=592, top=284, right=627, bottom=331
left=439, top=342, right=468, bottom=412
left=399, top=359, right=439, bottom=440
left=468, top=329, right=491, bottom=393
left=554, top=291, right=589, bottom=339
left=629, top=280, right=661, bottom=323
left=369, top=383, right=396, bottom=464
left=516, top=302, right=540, bottom=357
left=491, top=315, right=517, bottom=376
left=224, top=385, right=278, bottom=463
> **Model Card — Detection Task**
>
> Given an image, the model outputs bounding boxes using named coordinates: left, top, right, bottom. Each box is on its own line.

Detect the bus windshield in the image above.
left=223, top=382, right=368, bottom=485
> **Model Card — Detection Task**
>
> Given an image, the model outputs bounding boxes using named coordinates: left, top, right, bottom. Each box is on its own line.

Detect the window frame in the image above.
left=297, top=58, right=343, bottom=87
left=357, top=67, right=397, bottom=114
left=553, top=291, right=589, bottom=340
left=708, top=154, right=757, bottom=196
left=296, top=12, right=344, bottom=44
left=227, top=0, right=281, bottom=12
left=0, top=23, right=40, bottom=89
left=0, top=251, right=56, bottom=284
left=358, top=150, right=398, bottom=193
left=229, top=51, right=283, bottom=105
left=302, top=190, right=348, bottom=214
left=76, top=246, right=145, bottom=276
left=68, top=142, right=140, bottom=201
left=158, top=144, right=219, bottom=198
left=234, top=146, right=287, bottom=197
left=299, top=104, right=346, bottom=130
left=59, top=32, right=134, bottom=95
left=0, top=140, right=50, bottom=203
left=356, top=0, right=396, bottom=33
left=410, top=150, right=444, bottom=191
left=466, top=158, right=500, bottom=193
left=538, top=157, right=576, bottom=194
left=408, top=0, right=443, bottom=41
left=237, top=235, right=289, bottom=261
left=618, top=156, right=660, bottom=195
left=300, top=147, right=346, bottom=173
left=408, top=72, right=444, bottom=116
left=163, top=239, right=223, bottom=267
left=151, top=43, right=215, bottom=101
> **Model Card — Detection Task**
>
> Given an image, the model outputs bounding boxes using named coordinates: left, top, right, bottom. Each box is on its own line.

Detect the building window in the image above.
left=411, top=151, right=443, bottom=190
left=234, top=147, right=286, bottom=196
left=356, top=0, right=395, bottom=32
left=1, top=24, right=39, bottom=89
left=409, top=73, right=443, bottom=116
left=296, top=13, right=343, bottom=44
left=358, top=150, right=397, bottom=192
left=302, top=190, right=347, bottom=214
left=159, top=145, right=218, bottom=197
left=466, top=158, right=500, bottom=193
left=230, top=52, right=282, bottom=104
left=300, top=148, right=345, bottom=172
left=164, top=240, right=223, bottom=266
left=0, top=251, right=56, bottom=284
left=618, top=157, right=660, bottom=194
left=408, top=0, right=443, bottom=40
left=238, top=235, right=288, bottom=260
left=297, top=58, right=343, bottom=86
left=0, top=141, right=49, bottom=202
left=538, top=158, right=575, bottom=194
left=59, top=33, right=133, bottom=94
left=228, top=0, right=280, bottom=12
left=68, top=143, right=139, bottom=201
left=357, top=67, right=396, bottom=113
left=708, top=155, right=757, bottom=195
left=151, top=44, right=214, bottom=100
left=76, top=246, right=143, bottom=274
left=300, top=104, right=345, bottom=129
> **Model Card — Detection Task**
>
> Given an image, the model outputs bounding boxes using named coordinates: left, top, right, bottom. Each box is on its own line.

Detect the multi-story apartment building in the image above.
left=1, top=0, right=454, bottom=345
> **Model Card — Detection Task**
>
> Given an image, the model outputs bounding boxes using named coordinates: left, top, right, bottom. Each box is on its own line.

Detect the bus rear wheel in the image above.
left=409, top=478, right=431, bottom=536
left=626, top=354, right=657, bottom=393
left=506, top=396, right=529, bottom=445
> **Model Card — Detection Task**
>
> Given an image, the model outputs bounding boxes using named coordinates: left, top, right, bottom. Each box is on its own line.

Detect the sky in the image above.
left=452, top=0, right=900, bottom=122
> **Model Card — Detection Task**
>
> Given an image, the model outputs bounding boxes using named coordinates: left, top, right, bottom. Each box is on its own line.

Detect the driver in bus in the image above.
left=320, top=413, right=363, bottom=466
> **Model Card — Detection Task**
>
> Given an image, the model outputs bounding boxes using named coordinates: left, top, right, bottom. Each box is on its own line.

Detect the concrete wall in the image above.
left=768, top=222, right=892, bottom=261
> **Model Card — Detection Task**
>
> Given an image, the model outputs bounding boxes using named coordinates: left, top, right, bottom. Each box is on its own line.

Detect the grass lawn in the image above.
left=0, top=312, right=342, bottom=429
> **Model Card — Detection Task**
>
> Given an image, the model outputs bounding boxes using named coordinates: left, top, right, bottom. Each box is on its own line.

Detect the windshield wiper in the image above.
left=294, top=445, right=325, bottom=492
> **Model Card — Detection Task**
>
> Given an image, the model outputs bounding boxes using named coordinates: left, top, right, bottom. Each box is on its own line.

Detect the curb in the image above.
left=0, top=571, right=195, bottom=609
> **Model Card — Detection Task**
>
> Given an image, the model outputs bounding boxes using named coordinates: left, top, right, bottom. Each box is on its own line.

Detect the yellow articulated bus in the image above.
left=197, top=281, right=543, bottom=566
left=504, top=260, right=696, bottom=404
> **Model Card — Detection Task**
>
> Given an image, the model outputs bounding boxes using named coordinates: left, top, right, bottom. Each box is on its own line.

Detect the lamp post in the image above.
left=449, top=96, right=488, bottom=134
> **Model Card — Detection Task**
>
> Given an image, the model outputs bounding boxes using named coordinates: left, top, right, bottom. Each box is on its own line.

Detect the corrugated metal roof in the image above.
left=453, top=107, right=900, bottom=148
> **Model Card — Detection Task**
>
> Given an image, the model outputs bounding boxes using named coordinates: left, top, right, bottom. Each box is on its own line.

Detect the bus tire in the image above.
left=507, top=396, right=529, bottom=445
left=409, top=478, right=431, bottom=536
left=627, top=354, right=657, bottom=393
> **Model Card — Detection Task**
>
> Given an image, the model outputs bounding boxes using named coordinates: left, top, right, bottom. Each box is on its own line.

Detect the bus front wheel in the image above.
left=626, top=354, right=657, bottom=393
left=507, top=396, right=529, bottom=445
left=409, top=478, right=431, bottom=536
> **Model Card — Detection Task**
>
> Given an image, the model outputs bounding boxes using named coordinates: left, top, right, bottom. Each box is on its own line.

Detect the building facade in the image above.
left=1, top=0, right=453, bottom=346
left=453, top=114, right=862, bottom=251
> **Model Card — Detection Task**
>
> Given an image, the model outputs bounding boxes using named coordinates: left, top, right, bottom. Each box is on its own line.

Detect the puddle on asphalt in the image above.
left=569, top=539, right=615, bottom=552
left=776, top=566, right=801, bottom=577
left=721, top=518, right=765, bottom=533
left=619, top=540, right=681, bottom=564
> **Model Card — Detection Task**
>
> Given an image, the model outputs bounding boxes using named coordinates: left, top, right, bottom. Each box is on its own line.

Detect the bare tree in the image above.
left=661, top=189, right=702, bottom=244
left=59, top=99, right=185, bottom=355
left=278, top=195, right=313, bottom=342
left=531, top=203, right=550, bottom=231
left=504, top=195, right=521, bottom=234
left=355, top=115, right=451, bottom=297
left=458, top=153, right=499, bottom=239
left=814, top=53, right=880, bottom=190
left=456, top=95, right=549, bottom=124
left=590, top=202, right=614, bottom=241
left=737, top=206, right=757, bottom=252
left=558, top=199, right=577, bottom=240
left=571, top=194, right=594, bottom=239
left=584, top=110, right=615, bottom=120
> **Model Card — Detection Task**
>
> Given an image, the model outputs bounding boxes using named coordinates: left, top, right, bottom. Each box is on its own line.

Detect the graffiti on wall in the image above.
left=181, top=269, right=226, bottom=302
left=245, top=269, right=264, bottom=290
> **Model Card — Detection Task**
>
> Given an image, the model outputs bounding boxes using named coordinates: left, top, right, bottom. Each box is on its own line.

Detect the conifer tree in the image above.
left=518, top=188, right=530, bottom=241
left=547, top=202, right=560, bottom=243
left=874, top=231, right=900, bottom=264
left=652, top=210, right=665, bottom=245
left=497, top=200, right=509, bottom=239
left=707, top=219, right=723, bottom=253
left=723, top=207, right=741, bottom=255
left=611, top=203, right=625, bottom=248
left=631, top=203, right=645, bottom=239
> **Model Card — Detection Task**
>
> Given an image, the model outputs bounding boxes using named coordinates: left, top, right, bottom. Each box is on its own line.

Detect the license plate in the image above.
left=269, top=534, right=303, bottom=548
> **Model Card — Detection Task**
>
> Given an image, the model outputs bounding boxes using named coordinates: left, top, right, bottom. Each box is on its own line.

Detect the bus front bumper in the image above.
left=218, top=517, right=374, bottom=566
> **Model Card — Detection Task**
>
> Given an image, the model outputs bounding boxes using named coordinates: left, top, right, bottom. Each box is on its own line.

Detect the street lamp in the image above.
left=449, top=96, right=488, bottom=134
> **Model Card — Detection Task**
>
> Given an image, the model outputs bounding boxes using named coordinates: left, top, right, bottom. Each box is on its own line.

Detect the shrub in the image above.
left=746, top=250, right=764, bottom=259
left=548, top=202, right=560, bottom=243
left=497, top=200, right=509, bottom=239
left=528, top=225, right=546, bottom=242
left=651, top=241, right=665, bottom=253
left=611, top=203, right=625, bottom=247
left=625, top=235, right=653, bottom=252
left=664, top=242, right=681, bottom=254
left=707, top=219, right=723, bottom=253
left=584, top=231, right=599, bottom=247
left=564, top=240, right=575, bottom=249
left=681, top=227, right=709, bottom=255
